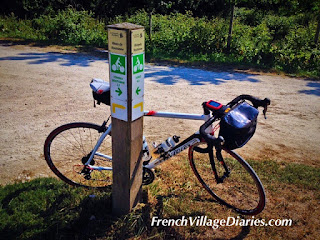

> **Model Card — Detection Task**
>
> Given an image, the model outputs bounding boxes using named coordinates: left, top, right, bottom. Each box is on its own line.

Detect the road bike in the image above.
left=44, top=82, right=270, bottom=215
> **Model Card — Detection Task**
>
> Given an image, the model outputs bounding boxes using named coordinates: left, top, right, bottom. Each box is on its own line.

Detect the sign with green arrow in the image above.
left=132, top=52, right=144, bottom=121
left=132, top=53, right=144, bottom=98
left=135, top=87, right=141, bottom=95
left=115, top=87, right=123, bottom=96
left=110, top=52, right=127, bottom=101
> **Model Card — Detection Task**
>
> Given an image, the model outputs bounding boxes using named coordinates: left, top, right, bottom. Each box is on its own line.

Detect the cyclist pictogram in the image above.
left=133, top=53, right=144, bottom=74
left=110, top=53, right=126, bottom=75
left=112, top=57, right=125, bottom=73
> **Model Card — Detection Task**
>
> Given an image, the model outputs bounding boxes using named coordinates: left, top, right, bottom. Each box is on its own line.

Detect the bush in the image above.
left=0, top=9, right=107, bottom=46
left=33, top=8, right=107, bottom=46
left=0, top=15, right=41, bottom=40
left=272, top=20, right=319, bottom=75
left=1, top=9, right=319, bottom=78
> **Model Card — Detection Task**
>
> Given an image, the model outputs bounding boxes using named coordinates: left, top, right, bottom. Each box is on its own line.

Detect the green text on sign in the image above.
left=110, top=53, right=126, bottom=75
left=132, top=53, right=144, bottom=74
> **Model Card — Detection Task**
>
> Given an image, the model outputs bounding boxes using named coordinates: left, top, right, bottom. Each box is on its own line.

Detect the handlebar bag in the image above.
left=219, top=102, right=259, bottom=150
left=90, top=79, right=110, bottom=106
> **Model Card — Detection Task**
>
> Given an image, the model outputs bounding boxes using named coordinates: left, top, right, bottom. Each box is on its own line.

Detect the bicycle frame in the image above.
left=85, top=110, right=211, bottom=171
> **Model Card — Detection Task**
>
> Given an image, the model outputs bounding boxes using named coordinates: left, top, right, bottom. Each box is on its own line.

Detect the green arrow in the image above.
left=115, top=87, right=123, bottom=96
left=136, top=87, right=141, bottom=95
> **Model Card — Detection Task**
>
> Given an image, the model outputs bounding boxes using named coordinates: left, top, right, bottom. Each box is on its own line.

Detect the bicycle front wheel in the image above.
left=44, top=122, right=112, bottom=188
left=189, top=142, right=265, bottom=215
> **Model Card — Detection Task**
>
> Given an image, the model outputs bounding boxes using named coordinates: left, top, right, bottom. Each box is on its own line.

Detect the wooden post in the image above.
left=107, top=23, right=145, bottom=215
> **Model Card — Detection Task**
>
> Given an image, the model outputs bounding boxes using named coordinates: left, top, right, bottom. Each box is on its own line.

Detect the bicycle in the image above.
left=44, top=81, right=270, bottom=215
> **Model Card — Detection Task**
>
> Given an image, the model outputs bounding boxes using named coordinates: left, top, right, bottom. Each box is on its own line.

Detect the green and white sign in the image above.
left=110, top=53, right=127, bottom=102
left=132, top=53, right=144, bottom=98
left=132, top=52, right=144, bottom=121
left=110, top=53, right=126, bottom=75
left=132, top=53, right=144, bottom=74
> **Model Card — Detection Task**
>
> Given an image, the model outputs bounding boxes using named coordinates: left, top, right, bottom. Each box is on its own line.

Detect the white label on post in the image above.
left=111, top=97, right=128, bottom=122
left=108, top=29, right=127, bottom=55
left=132, top=97, right=144, bottom=121
left=131, top=29, right=145, bottom=54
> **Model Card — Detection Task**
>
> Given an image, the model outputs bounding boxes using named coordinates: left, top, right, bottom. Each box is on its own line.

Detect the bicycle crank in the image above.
left=142, top=167, right=155, bottom=185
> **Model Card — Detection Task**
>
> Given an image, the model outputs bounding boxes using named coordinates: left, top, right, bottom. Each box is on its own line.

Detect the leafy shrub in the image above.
left=272, top=20, right=319, bottom=74
left=263, top=15, right=294, bottom=40
left=0, top=15, right=40, bottom=40
left=1, top=9, right=319, bottom=78
left=235, top=7, right=264, bottom=26
left=33, top=8, right=107, bottom=46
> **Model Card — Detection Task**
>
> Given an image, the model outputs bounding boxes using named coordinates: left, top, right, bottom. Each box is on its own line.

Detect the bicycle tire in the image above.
left=188, top=142, right=265, bottom=215
left=44, top=122, right=112, bottom=188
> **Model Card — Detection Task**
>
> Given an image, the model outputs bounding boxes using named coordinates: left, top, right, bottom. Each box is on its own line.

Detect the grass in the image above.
left=0, top=157, right=319, bottom=239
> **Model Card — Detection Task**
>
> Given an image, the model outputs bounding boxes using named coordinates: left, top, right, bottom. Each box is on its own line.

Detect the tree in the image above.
left=226, top=0, right=235, bottom=52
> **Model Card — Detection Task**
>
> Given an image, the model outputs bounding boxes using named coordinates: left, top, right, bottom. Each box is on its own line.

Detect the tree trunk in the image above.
left=149, top=11, right=153, bottom=42
left=315, top=16, right=320, bottom=46
left=310, top=16, right=320, bottom=62
left=227, top=1, right=235, bottom=53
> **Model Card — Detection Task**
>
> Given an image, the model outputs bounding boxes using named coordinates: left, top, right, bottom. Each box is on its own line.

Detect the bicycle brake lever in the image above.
left=262, top=98, right=270, bottom=120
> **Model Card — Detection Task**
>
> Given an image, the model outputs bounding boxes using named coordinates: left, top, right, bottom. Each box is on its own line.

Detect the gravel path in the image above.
left=0, top=42, right=319, bottom=185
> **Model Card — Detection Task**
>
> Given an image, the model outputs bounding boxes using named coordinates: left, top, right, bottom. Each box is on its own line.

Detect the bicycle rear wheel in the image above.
left=44, top=122, right=112, bottom=188
left=189, top=142, right=265, bottom=215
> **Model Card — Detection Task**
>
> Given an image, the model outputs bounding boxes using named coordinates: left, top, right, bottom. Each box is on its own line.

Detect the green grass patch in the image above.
left=248, top=160, right=320, bottom=191
left=0, top=159, right=319, bottom=239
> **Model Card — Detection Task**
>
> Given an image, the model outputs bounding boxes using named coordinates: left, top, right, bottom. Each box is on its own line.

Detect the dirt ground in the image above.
left=0, top=41, right=319, bottom=185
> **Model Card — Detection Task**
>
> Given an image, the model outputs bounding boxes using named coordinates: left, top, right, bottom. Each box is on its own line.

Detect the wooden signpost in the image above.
left=108, top=23, right=145, bottom=215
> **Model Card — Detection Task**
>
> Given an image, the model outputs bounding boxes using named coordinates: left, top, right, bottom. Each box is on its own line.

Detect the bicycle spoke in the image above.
left=44, top=123, right=113, bottom=188
left=189, top=142, right=265, bottom=215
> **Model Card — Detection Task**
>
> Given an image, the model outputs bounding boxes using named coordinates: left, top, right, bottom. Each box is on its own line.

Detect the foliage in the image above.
left=125, top=10, right=319, bottom=77
left=0, top=9, right=107, bottom=47
left=36, top=9, right=107, bottom=46
left=1, top=6, right=319, bottom=78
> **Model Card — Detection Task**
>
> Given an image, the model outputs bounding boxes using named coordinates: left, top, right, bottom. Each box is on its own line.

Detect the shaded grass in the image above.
left=0, top=158, right=319, bottom=239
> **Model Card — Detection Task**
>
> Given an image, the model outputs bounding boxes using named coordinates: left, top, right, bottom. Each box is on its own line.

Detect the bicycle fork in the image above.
left=209, top=147, right=230, bottom=184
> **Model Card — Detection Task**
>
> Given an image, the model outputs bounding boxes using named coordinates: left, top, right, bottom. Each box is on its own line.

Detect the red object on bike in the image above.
left=146, top=110, right=157, bottom=116
left=206, top=100, right=223, bottom=110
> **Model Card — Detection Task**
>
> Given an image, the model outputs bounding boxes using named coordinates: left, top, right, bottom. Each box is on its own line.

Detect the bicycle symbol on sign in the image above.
left=112, top=57, right=125, bottom=73
left=133, top=58, right=143, bottom=73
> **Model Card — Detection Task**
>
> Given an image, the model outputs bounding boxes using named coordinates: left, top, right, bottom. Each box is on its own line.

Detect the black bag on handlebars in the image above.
left=219, top=102, right=259, bottom=150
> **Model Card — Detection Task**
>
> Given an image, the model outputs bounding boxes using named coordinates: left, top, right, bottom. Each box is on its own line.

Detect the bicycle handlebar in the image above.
left=227, top=95, right=270, bottom=109
left=199, top=116, right=224, bottom=146
left=200, top=95, right=271, bottom=146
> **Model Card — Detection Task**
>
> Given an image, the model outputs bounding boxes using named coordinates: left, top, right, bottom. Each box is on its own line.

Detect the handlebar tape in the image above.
left=199, top=116, right=224, bottom=146
left=228, top=95, right=270, bottom=108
